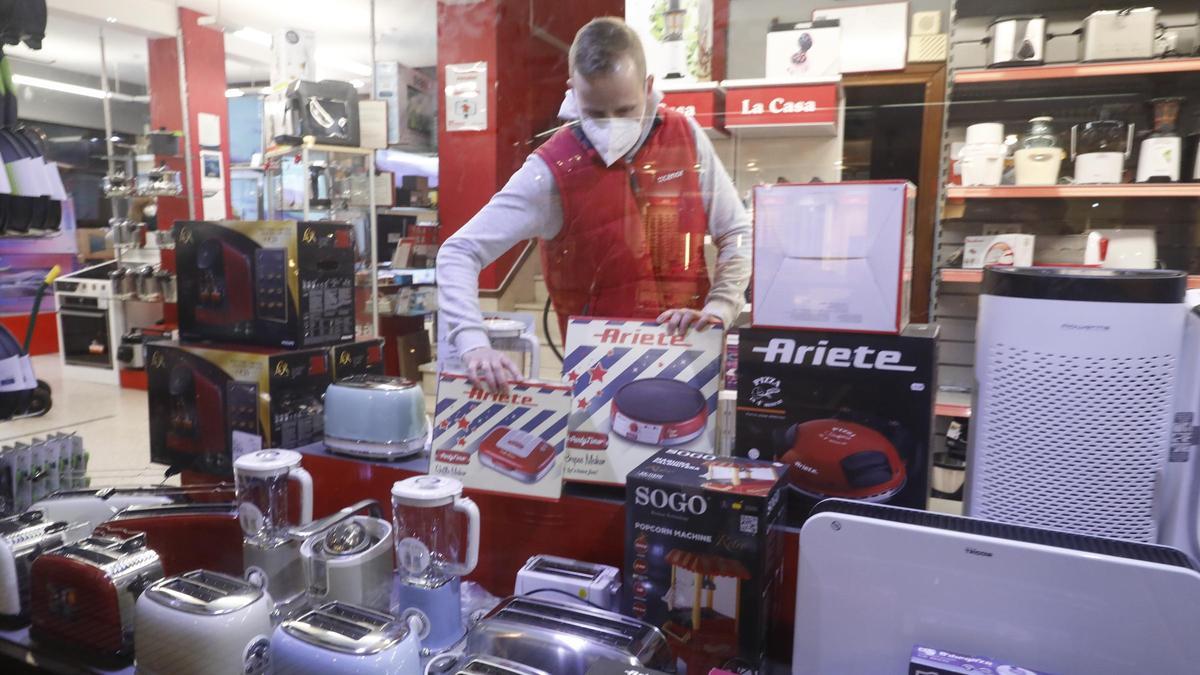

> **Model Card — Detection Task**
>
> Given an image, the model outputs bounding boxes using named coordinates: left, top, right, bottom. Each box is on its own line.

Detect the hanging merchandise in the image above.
left=1014, top=117, right=1064, bottom=186
left=270, top=601, right=424, bottom=674
left=1137, top=97, right=1185, bottom=183
left=562, top=319, right=723, bottom=486
left=1072, top=120, right=1134, bottom=184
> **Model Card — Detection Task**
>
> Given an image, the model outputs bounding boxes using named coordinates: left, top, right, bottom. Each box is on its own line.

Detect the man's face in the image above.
left=570, top=55, right=652, bottom=120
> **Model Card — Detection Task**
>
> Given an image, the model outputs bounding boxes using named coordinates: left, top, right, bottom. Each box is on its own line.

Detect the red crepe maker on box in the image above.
left=610, top=378, right=708, bottom=446
left=478, top=427, right=557, bottom=483
left=778, top=419, right=906, bottom=502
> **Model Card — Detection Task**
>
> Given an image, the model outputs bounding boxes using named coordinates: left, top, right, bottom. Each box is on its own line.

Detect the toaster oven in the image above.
left=465, top=596, right=674, bottom=675
left=100, top=502, right=243, bottom=577
left=271, top=601, right=422, bottom=674
left=0, top=511, right=70, bottom=619
left=29, top=532, right=164, bottom=657
left=514, top=555, right=621, bottom=611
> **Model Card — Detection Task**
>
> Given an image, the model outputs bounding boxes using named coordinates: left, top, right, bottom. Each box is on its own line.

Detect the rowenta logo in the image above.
left=751, top=338, right=916, bottom=372
left=656, top=169, right=685, bottom=184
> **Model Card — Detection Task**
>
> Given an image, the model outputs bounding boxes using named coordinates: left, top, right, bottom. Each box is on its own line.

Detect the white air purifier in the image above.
left=966, top=267, right=1189, bottom=543
left=1159, top=290, right=1200, bottom=563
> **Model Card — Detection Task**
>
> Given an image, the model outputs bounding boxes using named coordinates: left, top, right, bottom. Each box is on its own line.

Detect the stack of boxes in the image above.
left=147, top=220, right=384, bottom=477
left=395, top=175, right=435, bottom=208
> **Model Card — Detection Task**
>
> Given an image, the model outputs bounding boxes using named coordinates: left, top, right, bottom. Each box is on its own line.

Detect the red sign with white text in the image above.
left=662, top=89, right=726, bottom=133
left=724, top=83, right=838, bottom=129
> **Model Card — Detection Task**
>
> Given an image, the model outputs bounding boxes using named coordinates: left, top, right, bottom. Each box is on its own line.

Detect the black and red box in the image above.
left=330, top=338, right=385, bottom=380
left=735, top=325, right=938, bottom=526
left=624, top=448, right=786, bottom=674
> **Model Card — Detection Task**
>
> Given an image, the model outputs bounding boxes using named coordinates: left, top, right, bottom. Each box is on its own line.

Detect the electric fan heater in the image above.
left=966, top=268, right=1188, bottom=542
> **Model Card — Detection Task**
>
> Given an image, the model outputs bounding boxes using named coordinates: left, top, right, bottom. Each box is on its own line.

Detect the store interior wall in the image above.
left=6, top=60, right=148, bottom=134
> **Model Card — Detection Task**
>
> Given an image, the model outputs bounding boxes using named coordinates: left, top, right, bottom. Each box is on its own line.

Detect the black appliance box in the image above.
left=330, top=338, right=385, bottom=380
left=735, top=325, right=938, bottom=527
left=174, top=220, right=356, bottom=349
left=147, top=342, right=331, bottom=477
left=624, top=448, right=786, bottom=674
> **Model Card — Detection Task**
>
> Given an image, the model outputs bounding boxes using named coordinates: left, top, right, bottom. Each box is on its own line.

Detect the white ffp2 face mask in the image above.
left=582, top=116, right=643, bottom=167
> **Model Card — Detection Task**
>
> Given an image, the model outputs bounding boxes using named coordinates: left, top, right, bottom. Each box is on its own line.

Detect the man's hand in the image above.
left=657, top=308, right=723, bottom=337
left=462, top=346, right=523, bottom=394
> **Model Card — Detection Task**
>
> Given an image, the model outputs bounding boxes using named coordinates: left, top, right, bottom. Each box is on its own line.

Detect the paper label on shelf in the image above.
left=445, top=62, right=488, bottom=132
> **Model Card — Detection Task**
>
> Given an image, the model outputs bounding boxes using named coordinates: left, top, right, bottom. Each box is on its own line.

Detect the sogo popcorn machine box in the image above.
left=430, top=374, right=572, bottom=500
left=563, top=319, right=723, bottom=486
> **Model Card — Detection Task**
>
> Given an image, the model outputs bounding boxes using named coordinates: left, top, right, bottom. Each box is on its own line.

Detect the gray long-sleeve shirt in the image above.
left=437, top=90, right=751, bottom=357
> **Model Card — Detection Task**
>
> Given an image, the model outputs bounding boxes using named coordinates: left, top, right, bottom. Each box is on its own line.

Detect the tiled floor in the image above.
left=0, top=355, right=175, bottom=487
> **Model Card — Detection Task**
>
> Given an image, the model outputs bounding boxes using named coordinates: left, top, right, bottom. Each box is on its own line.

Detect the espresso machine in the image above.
left=391, top=476, right=480, bottom=652
left=235, top=450, right=313, bottom=609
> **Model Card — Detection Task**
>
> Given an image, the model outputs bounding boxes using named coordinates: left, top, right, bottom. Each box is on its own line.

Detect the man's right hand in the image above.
left=462, top=346, right=523, bottom=394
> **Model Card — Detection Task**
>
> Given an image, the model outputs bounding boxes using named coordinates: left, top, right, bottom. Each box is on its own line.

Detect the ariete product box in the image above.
left=564, top=318, right=723, bottom=486
left=430, top=374, right=572, bottom=500
left=174, top=220, right=356, bottom=349
left=147, top=342, right=331, bottom=477
left=625, top=448, right=786, bottom=674
left=910, top=646, right=1057, bottom=675
left=735, top=325, right=937, bottom=526
left=330, top=338, right=385, bottom=381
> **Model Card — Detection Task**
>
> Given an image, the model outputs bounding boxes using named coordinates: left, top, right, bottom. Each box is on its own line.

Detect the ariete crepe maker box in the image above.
left=625, top=448, right=786, bottom=674
left=430, top=374, right=572, bottom=500
left=330, top=338, right=385, bottom=381
left=563, top=319, right=723, bottom=486
left=147, top=342, right=331, bottom=477
left=735, top=325, right=937, bottom=526
left=174, top=220, right=356, bottom=349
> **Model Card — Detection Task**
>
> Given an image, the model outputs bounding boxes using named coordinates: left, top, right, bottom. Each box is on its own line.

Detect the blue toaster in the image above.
left=324, top=375, right=428, bottom=459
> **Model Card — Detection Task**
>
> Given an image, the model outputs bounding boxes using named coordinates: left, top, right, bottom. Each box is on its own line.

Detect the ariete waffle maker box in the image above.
left=563, top=319, right=723, bottom=486
left=735, top=325, right=938, bottom=526
left=625, top=448, right=786, bottom=674
left=174, top=220, right=356, bottom=349
left=147, top=342, right=331, bottom=477
left=430, top=374, right=572, bottom=500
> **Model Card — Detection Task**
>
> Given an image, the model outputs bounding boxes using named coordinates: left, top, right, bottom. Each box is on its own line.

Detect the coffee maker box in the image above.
left=563, top=319, right=724, bottom=486
left=330, top=339, right=385, bottom=381
left=174, top=220, right=356, bottom=350
left=735, top=325, right=937, bottom=526
left=625, top=448, right=786, bottom=674
left=147, top=342, right=331, bottom=477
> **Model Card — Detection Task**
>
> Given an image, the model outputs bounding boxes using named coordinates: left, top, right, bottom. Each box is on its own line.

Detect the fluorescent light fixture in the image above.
left=225, top=88, right=245, bottom=98
left=11, top=74, right=141, bottom=103
left=105, top=16, right=118, bottom=24
left=317, top=50, right=372, bottom=77
left=231, top=27, right=272, bottom=48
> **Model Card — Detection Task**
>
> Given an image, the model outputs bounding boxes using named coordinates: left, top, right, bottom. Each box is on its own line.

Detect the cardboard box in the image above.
left=564, top=319, right=723, bottom=486
left=1033, top=232, right=1105, bottom=267
left=910, top=646, right=1056, bottom=675
left=174, top=220, right=356, bottom=349
left=400, top=175, right=429, bottom=191
left=625, top=448, right=786, bottom=673
left=962, top=234, right=1035, bottom=268
left=753, top=181, right=915, bottom=334
left=765, top=19, right=841, bottom=80
left=146, top=342, right=331, bottom=477
left=735, top=325, right=937, bottom=526
left=330, top=339, right=385, bottom=381
left=429, top=374, right=572, bottom=500
left=373, top=62, right=435, bottom=149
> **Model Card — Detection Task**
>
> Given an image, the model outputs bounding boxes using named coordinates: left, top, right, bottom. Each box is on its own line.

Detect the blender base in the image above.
left=394, top=576, right=464, bottom=652
left=244, top=540, right=305, bottom=603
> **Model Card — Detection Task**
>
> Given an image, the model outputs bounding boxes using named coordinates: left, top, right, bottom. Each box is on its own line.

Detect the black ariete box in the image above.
left=147, top=342, right=331, bottom=477
left=625, top=448, right=786, bottom=673
left=330, top=338, right=385, bottom=380
left=175, top=220, right=356, bottom=349
left=736, top=325, right=938, bottom=527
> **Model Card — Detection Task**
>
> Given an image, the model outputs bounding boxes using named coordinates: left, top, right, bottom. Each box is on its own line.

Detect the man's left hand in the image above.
left=657, top=308, right=723, bottom=336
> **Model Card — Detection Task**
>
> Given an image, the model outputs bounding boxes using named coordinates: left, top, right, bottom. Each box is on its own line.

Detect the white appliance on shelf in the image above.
left=1080, top=7, right=1160, bottom=62
left=1088, top=228, right=1157, bottom=269
left=966, top=267, right=1188, bottom=543
left=792, top=499, right=1200, bottom=674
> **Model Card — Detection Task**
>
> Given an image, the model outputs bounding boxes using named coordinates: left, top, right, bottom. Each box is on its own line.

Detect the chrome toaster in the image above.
left=514, top=554, right=621, bottom=611
left=271, top=600, right=422, bottom=674
left=464, top=596, right=673, bottom=675
left=455, top=655, right=551, bottom=675
left=0, top=510, right=70, bottom=619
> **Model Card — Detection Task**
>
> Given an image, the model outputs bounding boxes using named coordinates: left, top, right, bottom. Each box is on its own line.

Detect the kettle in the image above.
left=300, top=500, right=393, bottom=612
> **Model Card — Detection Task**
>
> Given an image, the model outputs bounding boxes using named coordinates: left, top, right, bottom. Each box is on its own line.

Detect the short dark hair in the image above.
left=569, top=17, right=647, bottom=80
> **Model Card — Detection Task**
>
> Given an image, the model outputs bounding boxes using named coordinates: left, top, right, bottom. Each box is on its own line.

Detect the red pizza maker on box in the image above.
left=478, top=426, right=558, bottom=483
left=610, top=378, right=708, bottom=446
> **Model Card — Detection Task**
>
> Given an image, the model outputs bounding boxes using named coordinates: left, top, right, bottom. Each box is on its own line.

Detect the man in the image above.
left=437, top=16, right=750, bottom=392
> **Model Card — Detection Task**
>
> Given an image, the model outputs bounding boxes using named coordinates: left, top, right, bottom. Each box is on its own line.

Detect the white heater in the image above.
left=966, top=268, right=1188, bottom=543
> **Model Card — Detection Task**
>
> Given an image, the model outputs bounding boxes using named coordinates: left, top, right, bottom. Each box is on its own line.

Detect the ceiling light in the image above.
left=11, top=74, right=140, bottom=102
left=225, top=88, right=245, bottom=98
left=231, top=27, right=272, bottom=48
left=105, top=17, right=118, bottom=24
left=317, top=51, right=372, bottom=77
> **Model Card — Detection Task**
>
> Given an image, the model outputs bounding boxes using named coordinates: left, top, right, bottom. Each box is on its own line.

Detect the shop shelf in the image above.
left=940, top=268, right=1200, bottom=289
left=945, top=184, right=1200, bottom=201
left=953, top=58, right=1200, bottom=85
left=935, top=391, right=972, bottom=418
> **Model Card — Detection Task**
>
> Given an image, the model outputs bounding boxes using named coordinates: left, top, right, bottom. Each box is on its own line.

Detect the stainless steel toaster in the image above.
left=514, top=555, right=621, bottom=611
left=464, top=597, right=674, bottom=675
left=455, top=655, right=551, bottom=675
left=0, top=510, right=70, bottom=618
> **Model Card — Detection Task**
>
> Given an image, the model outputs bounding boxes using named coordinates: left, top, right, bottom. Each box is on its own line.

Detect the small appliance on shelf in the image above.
left=1137, top=97, right=1186, bottom=183
left=959, top=123, right=1007, bottom=186
left=1071, top=120, right=1134, bottom=184
left=985, top=16, right=1046, bottom=68
left=1080, top=7, right=1160, bottom=62
left=1014, top=117, right=1063, bottom=186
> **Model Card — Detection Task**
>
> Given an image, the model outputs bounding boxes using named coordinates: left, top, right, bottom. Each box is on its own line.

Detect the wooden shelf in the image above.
left=954, top=58, right=1200, bottom=85
left=945, top=184, right=1200, bottom=201
left=940, top=268, right=1200, bottom=290
left=935, top=391, right=972, bottom=418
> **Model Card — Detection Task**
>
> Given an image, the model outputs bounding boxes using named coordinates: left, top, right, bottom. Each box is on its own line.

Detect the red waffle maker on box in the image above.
left=610, top=378, right=708, bottom=446
left=778, top=419, right=906, bottom=502
left=478, top=427, right=557, bottom=483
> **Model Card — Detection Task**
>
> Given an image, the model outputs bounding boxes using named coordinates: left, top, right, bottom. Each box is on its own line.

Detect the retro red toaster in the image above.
left=97, top=502, right=242, bottom=577
left=30, top=532, right=164, bottom=657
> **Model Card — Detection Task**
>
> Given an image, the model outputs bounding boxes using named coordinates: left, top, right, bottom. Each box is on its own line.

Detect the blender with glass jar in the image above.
left=1014, top=117, right=1064, bottom=186
left=235, top=449, right=314, bottom=608
left=1137, top=97, right=1185, bottom=183
left=391, top=476, right=480, bottom=652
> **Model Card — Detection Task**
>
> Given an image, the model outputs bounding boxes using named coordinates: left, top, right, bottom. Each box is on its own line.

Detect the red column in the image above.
left=437, top=0, right=623, bottom=291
